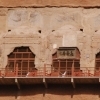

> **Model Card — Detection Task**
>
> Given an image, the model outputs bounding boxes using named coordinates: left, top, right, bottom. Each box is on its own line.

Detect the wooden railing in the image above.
left=0, top=66, right=100, bottom=77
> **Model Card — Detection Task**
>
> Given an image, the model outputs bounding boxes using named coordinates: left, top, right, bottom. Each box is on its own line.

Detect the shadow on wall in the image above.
left=0, top=84, right=100, bottom=99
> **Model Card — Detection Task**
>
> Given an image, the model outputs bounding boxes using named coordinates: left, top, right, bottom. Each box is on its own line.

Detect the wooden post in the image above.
left=43, top=64, right=46, bottom=76
left=16, top=63, right=18, bottom=77
left=58, top=60, right=60, bottom=76
left=72, top=62, right=74, bottom=77
left=99, top=67, right=100, bottom=77
left=66, top=60, right=67, bottom=74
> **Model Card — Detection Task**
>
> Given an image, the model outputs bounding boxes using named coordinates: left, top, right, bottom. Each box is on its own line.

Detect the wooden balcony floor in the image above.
left=0, top=77, right=99, bottom=85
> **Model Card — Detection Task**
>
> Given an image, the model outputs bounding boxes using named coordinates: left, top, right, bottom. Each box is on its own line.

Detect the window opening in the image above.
left=7, top=47, right=35, bottom=76
left=52, top=47, right=80, bottom=76
left=95, top=52, right=100, bottom=70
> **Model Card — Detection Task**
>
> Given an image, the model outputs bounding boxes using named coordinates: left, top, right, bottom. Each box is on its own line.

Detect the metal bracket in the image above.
left=43, top=78, right=48, bottom=88
left=99, top=78, right=100, bottom=83
left=15, top=78, right=20, bottom=89
left=71, top=78, right=75, bottom=88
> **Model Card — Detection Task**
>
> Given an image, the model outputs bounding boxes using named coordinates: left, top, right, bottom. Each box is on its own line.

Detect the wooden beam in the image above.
left=15, top=78, right=20, bottom=89
left=71, top=78, right=75, bottom=88
left=43, top=78, right=48, bottom=88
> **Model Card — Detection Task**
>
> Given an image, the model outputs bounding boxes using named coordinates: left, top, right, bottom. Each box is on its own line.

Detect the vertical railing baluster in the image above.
left=16, top=63, right=18, bottom=77
left=44, top=64, right=46, bottom=76
left=58, top=60, right=60, bottom=76
left=72, top=62, right=74, bottom=77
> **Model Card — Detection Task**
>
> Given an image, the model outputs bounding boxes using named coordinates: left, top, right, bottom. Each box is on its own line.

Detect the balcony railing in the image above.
left=0, top=66, right=100, bottom=78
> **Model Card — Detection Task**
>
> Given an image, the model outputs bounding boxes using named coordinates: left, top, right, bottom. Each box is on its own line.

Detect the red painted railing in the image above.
left=0, top=66, right=100, bottom=77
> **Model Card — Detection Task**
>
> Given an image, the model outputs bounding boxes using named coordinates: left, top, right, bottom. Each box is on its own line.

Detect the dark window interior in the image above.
left=52, top=48, right=80, bottom=75
left=7, top=47, right=35, bottom=76
left=96, top=52, right=100, bottom=70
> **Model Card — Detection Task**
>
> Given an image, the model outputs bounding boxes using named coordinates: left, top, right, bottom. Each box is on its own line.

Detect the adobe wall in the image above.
left=0, top=8, right=100, bottom=69
left=0, top=1, right=100, bottom=100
